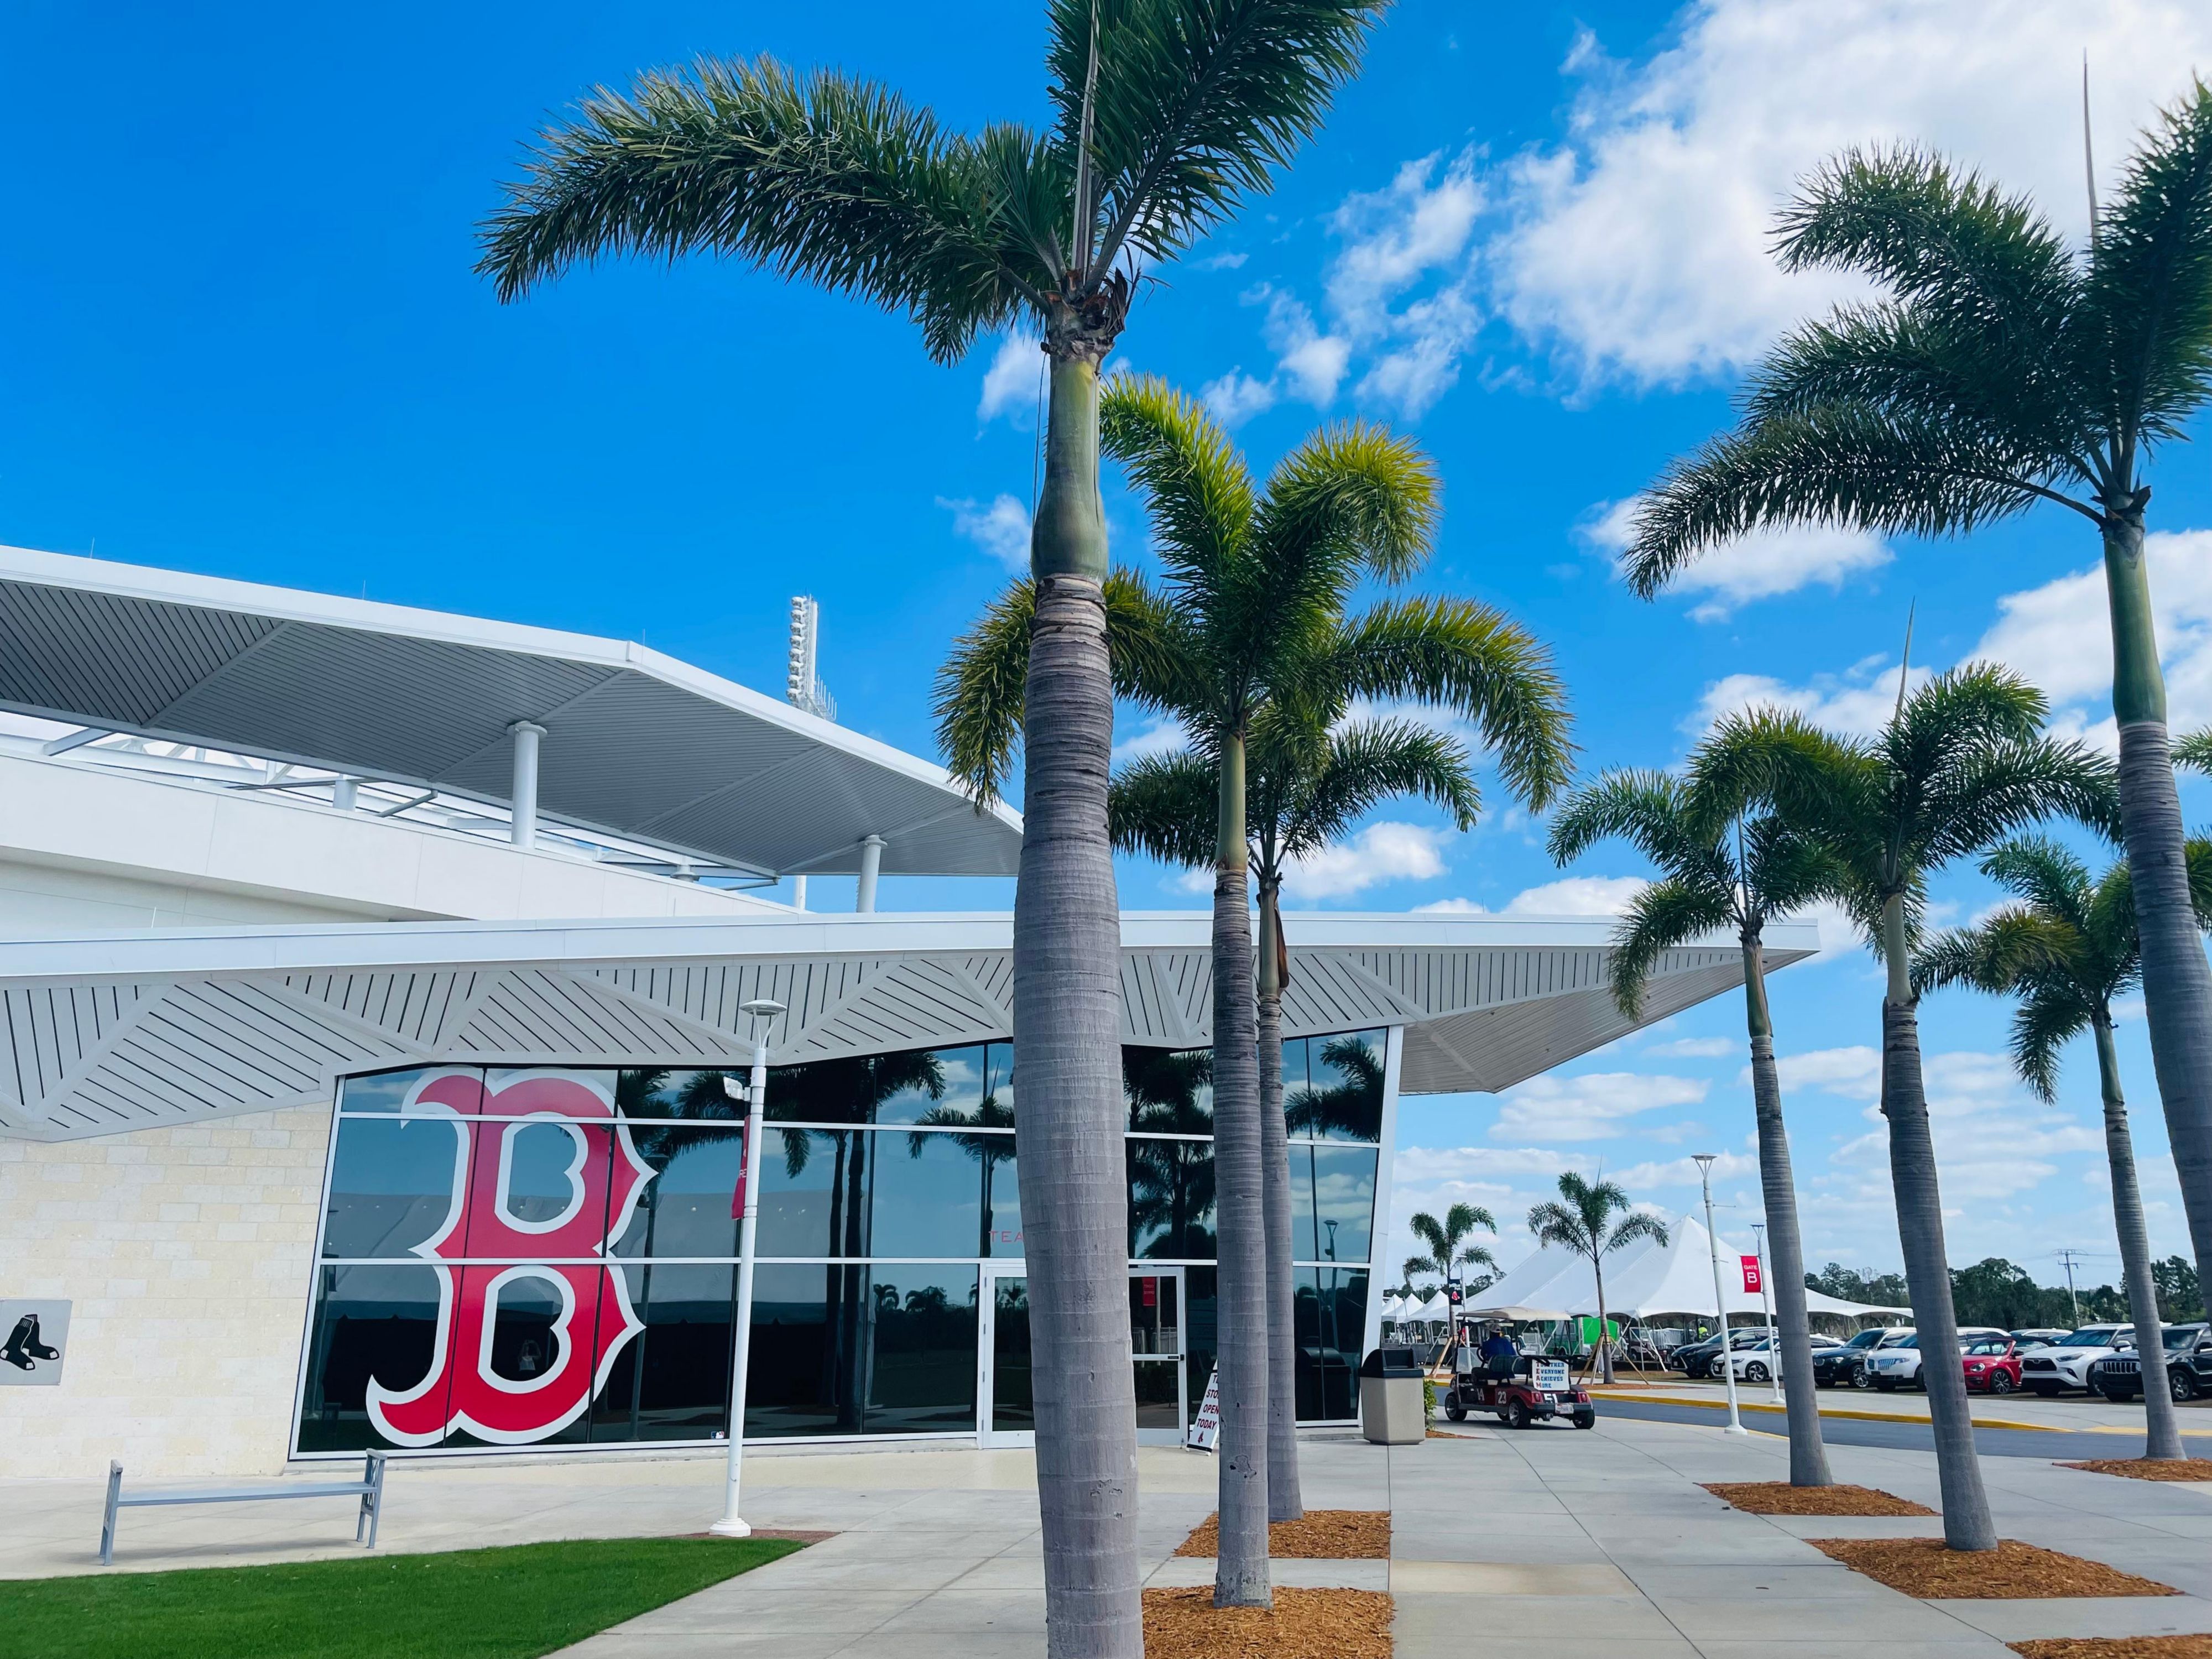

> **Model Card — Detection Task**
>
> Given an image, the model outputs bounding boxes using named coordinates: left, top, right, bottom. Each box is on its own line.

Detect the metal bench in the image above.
left=100, top=1452, right=387, bottom=1566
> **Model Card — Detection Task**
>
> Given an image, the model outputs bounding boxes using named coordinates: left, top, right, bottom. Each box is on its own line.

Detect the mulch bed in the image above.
left=1704, top=1481, right=1934, bottom=1516
left=1142, top=1587, right=1393, bottom=1659
left=2057, top=1458, right=2212, bottom=1483
left=1175, top=1510, right=1391, bottom=1559
left=1808, top=1538, right=2179, bottom=1599
left=2012, top=1641, right=2212, bottom=1658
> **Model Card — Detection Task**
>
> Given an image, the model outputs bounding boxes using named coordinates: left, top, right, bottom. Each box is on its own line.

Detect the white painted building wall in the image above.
left=0, top=1104, right=330, bottom=1479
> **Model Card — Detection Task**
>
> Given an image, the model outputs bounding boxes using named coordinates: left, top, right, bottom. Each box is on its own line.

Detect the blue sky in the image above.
left=8, top=0, right=2212, bottom=1291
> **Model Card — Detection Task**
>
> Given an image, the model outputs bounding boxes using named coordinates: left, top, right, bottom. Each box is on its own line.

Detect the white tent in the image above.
left=1416, top=1290, right=1452, bottom=1321
left=1463, top=1212, right=1909, bottom=1323
left=1379, top=1293, right=1406, bottom=1320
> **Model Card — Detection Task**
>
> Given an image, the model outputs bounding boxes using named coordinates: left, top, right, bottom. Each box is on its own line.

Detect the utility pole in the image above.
left=1694, top=1155, right=1746, bottom=1436
left=1750, top=1222, right=1781, bottom=1404
left=2055, top=1249, right=2086, bottom=1328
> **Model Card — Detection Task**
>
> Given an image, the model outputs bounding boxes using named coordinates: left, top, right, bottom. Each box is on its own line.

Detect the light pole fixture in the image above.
left=711, top=995, right=786, bottom=1538
left=1750, top=1220, right=1781, bottom=1404
left=1693, top=1155, right=1747, bottom=1437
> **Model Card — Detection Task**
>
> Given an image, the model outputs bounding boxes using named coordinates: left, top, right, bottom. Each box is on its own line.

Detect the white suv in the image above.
left=2018, top=1325, right=2132, bottom=1396
left=1862, top=1327, right=2010, bottom=1390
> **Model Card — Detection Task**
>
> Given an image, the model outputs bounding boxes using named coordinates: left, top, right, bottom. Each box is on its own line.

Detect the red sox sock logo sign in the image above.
left=368, top=1070, right=656, bottom=1446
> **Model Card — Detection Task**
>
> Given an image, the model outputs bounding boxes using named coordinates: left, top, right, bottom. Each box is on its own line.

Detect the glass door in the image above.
left=978, top=1267, right=1033, bottom=1448
left=1130, top=1269, right=1186, bottom=1446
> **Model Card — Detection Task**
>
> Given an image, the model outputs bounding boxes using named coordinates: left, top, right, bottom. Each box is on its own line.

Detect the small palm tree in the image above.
left=1547, top=721, right=1840, bottom=1486
left=1615, top=88, right=2212, bottom=1288
left=1757, top=665, right=2115, bottom=1551
left=474, top=9, right=1385, bottom=1641
left=1405, top=1203, right=1500, bottom=1285
left=1915, top=836, right=2212, bottom=1459
left=1526, top=1175, right=1667, bottom=1384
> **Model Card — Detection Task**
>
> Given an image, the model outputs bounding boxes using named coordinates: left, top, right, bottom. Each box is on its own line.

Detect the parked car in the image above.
left=1670, top=1328, right=1766, bottom=1380
left=2019, top=1325, right=2133, bottom=1396
left=2010, top=1328, right=2069, bottom=1350
left=1863, top=1327, right=2010, bottom=1390
left=1815, top=1327, right=1901, bottom=1389
left=2088, top=1323, right=2211, bottom=1403
left=1960, top=1337, right=2023, bottom=1394
left=1725, top=1332, right=1848, bottom=1384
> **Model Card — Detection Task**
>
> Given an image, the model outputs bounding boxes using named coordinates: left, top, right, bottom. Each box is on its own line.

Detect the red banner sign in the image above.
left=1740, top=1255, right=1763, bottom=1294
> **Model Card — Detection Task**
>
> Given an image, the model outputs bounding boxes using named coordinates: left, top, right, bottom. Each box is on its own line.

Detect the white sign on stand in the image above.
left=1186, top=1366, right=1222, bottom=1451
left=1532, top=1359, right=1569, bottom=1394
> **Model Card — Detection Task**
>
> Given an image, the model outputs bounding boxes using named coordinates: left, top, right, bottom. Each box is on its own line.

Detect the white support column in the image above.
left=508, top=722, right=545, bottom=850
left=331, top=776, right=358, bottom=812
left=854, top=834, right=885, bottom=913
left=790, top=875, right=808, bottom=911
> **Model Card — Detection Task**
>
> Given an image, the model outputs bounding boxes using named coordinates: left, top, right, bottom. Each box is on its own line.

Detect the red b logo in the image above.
left=368, top=1070, right=654, bottom=1446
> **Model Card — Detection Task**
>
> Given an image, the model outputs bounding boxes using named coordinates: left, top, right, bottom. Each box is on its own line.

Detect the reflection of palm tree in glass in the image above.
left=1125, top=1050, right=1216, bottom=1259
left=908, top=1089, right=1017, bottom=1255
left=1284, top=1036, right=1381, bottom=1139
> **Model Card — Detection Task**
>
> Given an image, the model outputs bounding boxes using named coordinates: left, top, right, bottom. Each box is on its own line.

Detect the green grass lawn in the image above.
left=0, top=1535, right=807, bottom=1659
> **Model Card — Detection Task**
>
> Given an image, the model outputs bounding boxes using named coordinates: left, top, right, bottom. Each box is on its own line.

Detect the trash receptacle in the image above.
left=1359, top=1346, right=1426, bottom=1445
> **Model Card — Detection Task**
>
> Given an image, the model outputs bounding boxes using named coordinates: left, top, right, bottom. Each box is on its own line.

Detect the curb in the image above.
left=1585, top=1389, right=2067, bottom=1434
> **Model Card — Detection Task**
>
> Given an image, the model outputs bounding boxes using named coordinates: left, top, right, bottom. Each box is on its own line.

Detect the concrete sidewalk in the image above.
left=1587, top=1376, right=2212, bottom=1438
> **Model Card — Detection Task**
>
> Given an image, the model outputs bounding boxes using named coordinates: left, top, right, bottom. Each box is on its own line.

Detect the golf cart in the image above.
left=1444, top=1344, right=1597, bottom=1430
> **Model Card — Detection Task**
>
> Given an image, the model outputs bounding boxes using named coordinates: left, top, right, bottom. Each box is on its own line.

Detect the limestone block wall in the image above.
left=0, top=1104, right=331, bottom=1479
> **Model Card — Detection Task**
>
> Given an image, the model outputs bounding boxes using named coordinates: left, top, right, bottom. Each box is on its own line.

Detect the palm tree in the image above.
left=1546, top=725, right=1841, bottom=1486
left=1915, top=835, right=2212, bottom=1459
left=1526, top=1174, right=1667, bottom=1384
left=1405, top=1203, right=1500, bottom=1286
left=943, top=379, right=1569, bottom=1545
left=473, top=10, right=1383, bottom=1645
left=1614, top=87, right=2212, bottom=1288
left=1756, top=666, right=2115, bottom=1551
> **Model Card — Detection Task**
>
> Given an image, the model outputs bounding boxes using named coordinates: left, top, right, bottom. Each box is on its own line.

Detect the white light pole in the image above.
left=711, top=995, right=786, bottom=1538
left=1750, top=1221, right=1781, bottom=1404
left=1694, top=1155, right=1747, bottom=1436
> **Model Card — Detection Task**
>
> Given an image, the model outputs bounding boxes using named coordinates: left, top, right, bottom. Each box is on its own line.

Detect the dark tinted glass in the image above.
left=437, top=1266, right=594, bottom=1448
left=1288, top=1030, right=1385, bottom=1142
left=1183, top=1267, right=1218, bottom=1421
left=609, top=1125, right=747, bottom=1258
left=1279, top=1037, right=1312, bottom=1100
left=982, top=1144, right=1024, bottom=1258
left=496, top=1120, right=606, bottom=1229
left=757, top=1129, right=856, bottom=1257
left=988, top=1275, right=1032, bottom=1432
left=1124, top=1047, right=1214, bottom=1134
left=740, top=1262, right=978, bottom=1437
left=592, top=1262, right=734, bottom=1443
left=1128, top=1136, right=1216, bottom=1260
left=296, top=1263, right=447, bottom=1452
left=1291, top=1145, right=1378, bottom=1263
left=1294, top=1266, right=1369, bottom=1420
left=872, top=1130, right=985, bottom=1258
left=616, top=1068, right=743, bottom=1123
left=322, top=1115, right=468, bottom=1259
left=767, top=1048, right=960, bottom=1125
left=338, top=1066, right=483, bottom=1116
left=866, top=1266, right=982, bottom=1432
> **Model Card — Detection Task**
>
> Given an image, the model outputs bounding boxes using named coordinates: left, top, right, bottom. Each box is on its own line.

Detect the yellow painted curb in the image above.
left=1585, top=1388, right=2064, bottom=1434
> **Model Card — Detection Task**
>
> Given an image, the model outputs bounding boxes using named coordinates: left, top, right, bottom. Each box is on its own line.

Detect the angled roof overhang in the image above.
left=0, top=911, right=1819, bottom=1141
left=0, top=544, right=1021, bottom=880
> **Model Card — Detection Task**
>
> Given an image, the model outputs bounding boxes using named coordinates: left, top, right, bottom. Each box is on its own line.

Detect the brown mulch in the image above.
left=1142, top=1587, right=1393, bottom=1659
left=2058, top=1458, right=2212, bottom=1483
left=1175, top=1510, right=1391, bottom=1559
left=2012, top=1641, right=2212, bottom=1658
left=1704, top=1481, right=1934, bottom=1516
left=1808, top=1537, right=2180, bottom=1599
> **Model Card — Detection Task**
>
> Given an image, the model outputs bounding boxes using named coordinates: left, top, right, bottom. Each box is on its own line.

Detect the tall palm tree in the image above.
left=1405, top=1203, right=1499, bottom=1285
left=473, top=10, right=1382, bottom=1646
left=1915, top=836, right=2212, bottom=1460
left=1526, top=1174, right=1667, bottom=1384
left=1614, top=86, right=2212, bottom=1288
left=1546, top=724, right=1842, bottom=1486
left=1756, top=665, right=2115, bottom=1551
left=937, top=378, right=1460, bottom=1601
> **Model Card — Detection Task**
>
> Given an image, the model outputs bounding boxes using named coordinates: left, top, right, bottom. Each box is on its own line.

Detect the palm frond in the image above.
left=1098, top=374, right=1254, bottom=589
left=1109, top=749, right=1218, bottom=868
left=1272, top=720, right=1480, bottom=857
left=2172, top=726, right=2212, bottom=775
left=1604, top=1211, right=1670, bottom=1254
left=2011, top=983, right=2093, bottom=1103
left=476, top=58, right=1042, bottom=362
left=1609, top=878, right=1736, bottom=1019
left=1545, top=770, right=1695, bottom=871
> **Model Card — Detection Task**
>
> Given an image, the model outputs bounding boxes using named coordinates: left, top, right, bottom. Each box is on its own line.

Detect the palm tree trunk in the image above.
left=1255, top=878, right=1303, bottom=1521
left=1016, top=347, right=1142, bottom=1657
left=2105, top=513, right=2212, bottom=1278
left=1742, top=933, right=1832, bottom=1486
left=2094, top=1016, right=2183, bottom=1459
left=1592, top=1253, right=1612, bottom=1385
left=1880, top=895, right=1997, bottom=1551
left=1211, top=732, right=1271, bottom=1608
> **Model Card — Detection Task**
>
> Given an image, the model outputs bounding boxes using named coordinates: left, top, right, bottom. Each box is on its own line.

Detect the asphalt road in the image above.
left=1589, top=1395, right=2140, bottom=1458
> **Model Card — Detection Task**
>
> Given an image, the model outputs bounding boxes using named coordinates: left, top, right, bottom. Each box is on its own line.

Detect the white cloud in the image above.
left=1200, top=368, right=1277, bottom=429
left=1481, top=2, right=2212, bottom=387
left=1583, top=498, right=1892, bottom=617
left=1491, top=1070, right=1708, bottom=1142
left=938, top=494, right=1031, bottom=572
left=1767, top=1045, right=1881, bottom=1100
left=975, top=333, right=1041, bottom=423
left=1644, top=1036, right=1736, bottom=1059
left=1198, top=251, right=1249, bottom=272
left=1110, top=714, right=1190, bottom=767
left=1690, top=652, right=1931, bottom=738
left=1975, top=529, right=2212, bottom=748
left=1417, top=874, right=1648, bottom=917
left=1615, top=1149, right=1759, bottom=1188
left=1282, top=821, right=1448, bottom=900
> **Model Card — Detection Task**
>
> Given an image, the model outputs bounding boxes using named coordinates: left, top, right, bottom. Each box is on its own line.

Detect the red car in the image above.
left=1960, top=1338, right=2022, bottom=1394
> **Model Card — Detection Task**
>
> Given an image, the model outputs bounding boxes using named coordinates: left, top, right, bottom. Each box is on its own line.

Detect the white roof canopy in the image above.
left=1464, top=1213, right=1909, bottom=1322
left=0, top=544, right=1021, bottom=880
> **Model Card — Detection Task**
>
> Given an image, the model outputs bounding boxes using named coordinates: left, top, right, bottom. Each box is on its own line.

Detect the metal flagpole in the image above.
left=1694, top=1155, right=1746, bottom=1436
left=1751, top=1222, right=1781, bottom=1404
left=711, top=996, right=786, bottom=1538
